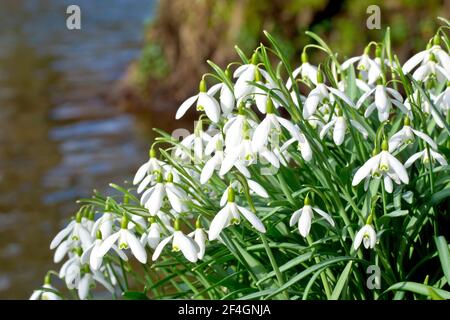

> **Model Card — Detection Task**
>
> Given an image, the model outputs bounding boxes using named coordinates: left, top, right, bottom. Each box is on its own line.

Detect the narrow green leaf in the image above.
left=435, top=236, right=450, bottom=286
left=330, top=261, right=353, bottom=300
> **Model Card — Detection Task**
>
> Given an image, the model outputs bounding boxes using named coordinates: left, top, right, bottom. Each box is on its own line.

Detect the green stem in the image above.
left=261, top=234, right=289, bottom=299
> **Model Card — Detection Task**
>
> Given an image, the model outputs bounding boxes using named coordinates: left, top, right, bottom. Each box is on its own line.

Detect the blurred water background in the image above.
left=0, top=0, right=156, bottom=298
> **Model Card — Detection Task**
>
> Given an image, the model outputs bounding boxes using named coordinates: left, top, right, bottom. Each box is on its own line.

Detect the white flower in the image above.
left=50, top=213, right=93, bottom=263
left=174, top=120, right=211, bottom=162
left=279, top=128, right=313, bottom=162
left=201, top=136, right=224, bottom=184
left=223, top=112, right=257, bottom=149
left=91, top=212, right=115, bottom=239
left=140, top=172, right=187, bottom=214
left=219, top=181, right=269, bottom=207
left=404, top=148, right=447, bottom=168
left=209, top=188, right=266, bottom=240
left=30, top=278, right=61, bottom=300
left=233, top=53, right=275, bottom=99
left=152, top=220, right=199, bottom=263
left=341, top=49, right=383, bottom=85
left=77, top=270, right=114, bottom=300
left=176, top=79, right=220, bottom=123
left=94, top=216, right=147, bottom=264
left=133, top=148, right=164, bottom=187
left=220, top=136, right=279, bottom=177
left=435, top=85, right=450, bottom=113
left=303, top=80, right=354, bottom=119
left=189, top=224, right=208, bottom=260
left=289, top=197, right=335, bottom=237
left=352, top=142, right=409, bottom=193
left=404, top=90, right=445, bottom=128
left=388, top=119, right=437, bottom=152
left=319, top=111, right=368, bottom=146
left=140, top=218, right=163, bottom=250
left=252, top=98, right=301, bottom=151
left=357, top=84, right=409, bottom=122
left=402, top=40, right=450, bottom=79
left=354, top=224, right=377, bottom=250
left=207, top=81, right=235, bottom=116
left=286, top=52, right=318, bottom=88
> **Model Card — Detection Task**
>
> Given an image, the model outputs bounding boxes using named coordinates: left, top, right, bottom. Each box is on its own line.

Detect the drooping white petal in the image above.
left=50, top=221, right=75, bottom=249
left=385, top=152, right=409, bottom=184
left=312, top=207, right=335, bottom=227
left=176, top=95, right=198, bottom=119
left=152, top=235, right=173, bottom=261
left=402, top=50, right=428, bottom=73
left=208, top=207, right=231, bottom=241
left=404, top=150, right=424, bottom=168
left=96, top=232, right=121, bottom=258
left=198, top=92, right=220, bottom=123
left=237, top=206, right=266, bottom=233
left=133, top=161, right=150, bottom=185
left=289, top=209, right=303, bottom=227
left=174, top=231, right=198, bottom=263
left=124, top=230, right=147, bottom=263
left=411, top=129, right=438, bottom=150
left=298, top=206, right=313, bottom=237
left=247, top=180, right=269, bottom=198
left=333, top=117, right=346, bottom=145
left=352, top=154, right=381, bottom=186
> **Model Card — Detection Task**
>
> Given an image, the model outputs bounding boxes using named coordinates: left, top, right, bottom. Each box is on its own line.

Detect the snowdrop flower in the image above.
left=404, top=148, right=447, bottom=168
left=201, top=136, right=224, bottom=184
left=219, top=180, right=269, bottom=207
left=223, top=106, right=258, bottom=148
left=59, top=249, right=83, bottom=290
left=206, top=75, right=235, bottom=116
left=352, top=140, right=409, bottom=193
left=319, top=108, right=368, bottom=146
left=279, top=126, right=312, bottom=162
left=289, top=196, right=335, bottom=237
left=91, top=211, right=115, bottom=239
left=140, top=217, right=163, bottom=250
left=252, top=98, right=301, bottom=151
left=404, top=90, right=444, bottom=128
left=341, top=47, right=383, bottom=85
left=133, top=148, right=164, bottom=189
left=95, top=216, right=147, bottom=264
left=152, top=219, right=199, bottom=263
left=176, top=79, right=220, bottom=123
left=220, top=133, right=279, bottom=177
left=81, top=230, right=128, bottom=271
left=356, top=83, right=409, bottom=122
left=435, top=83, right=450, bottom=113
left=402, top=36, right=450, bottom=79
left=174, top=119, right=211, bottom=162
left=50, top=211, right=93, bottom=260
left=388, top=117, right=437, bottom=152
left=303, top=71, right=355, bottom=119
left=286, top=51, right=318, bottom=88
left=30, top=275, right=61, bottom=300
left=233, top=52, right=275, bottom=99
left=209, top=188, right=266, bottom=241
left=189, top=220, right=208, bottom=260
left=140, top=172, right=187, bottom=214
left=354, top=224, right=377, bottom=250
left=77, top=268, right=114, bottom=300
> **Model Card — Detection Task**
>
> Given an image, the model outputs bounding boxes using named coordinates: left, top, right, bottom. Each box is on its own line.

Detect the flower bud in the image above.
left=227, top=187, right=235, bottom=203
left=199, top=79, right=207, bottom=93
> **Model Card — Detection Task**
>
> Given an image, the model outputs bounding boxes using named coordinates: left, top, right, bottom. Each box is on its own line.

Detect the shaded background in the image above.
left=0, top=0, right=448, bottom=299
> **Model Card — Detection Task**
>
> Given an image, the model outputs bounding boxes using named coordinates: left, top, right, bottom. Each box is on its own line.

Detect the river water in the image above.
left=0, top=0, right=160, bottom=298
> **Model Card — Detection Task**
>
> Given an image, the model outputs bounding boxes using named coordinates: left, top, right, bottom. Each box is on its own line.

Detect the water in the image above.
left=0, top=0, right=158, bottom=298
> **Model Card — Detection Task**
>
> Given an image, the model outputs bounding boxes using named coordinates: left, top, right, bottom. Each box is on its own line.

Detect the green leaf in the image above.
left=434, top=236, right=450, bottom=286
left=330, top=261, right=353, bottom=300
left=385, top=282, right=450, bottom=299
left=431, top=188, right=450, bottom=205
left=122, top=291, right=149, bottom=300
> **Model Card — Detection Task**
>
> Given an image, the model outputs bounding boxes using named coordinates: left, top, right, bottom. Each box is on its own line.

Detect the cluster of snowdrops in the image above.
left=31, top=27, right=450, bottom=300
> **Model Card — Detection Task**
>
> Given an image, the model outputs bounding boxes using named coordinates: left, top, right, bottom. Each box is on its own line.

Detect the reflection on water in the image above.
left=0, top=0, right=157, bottom=298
